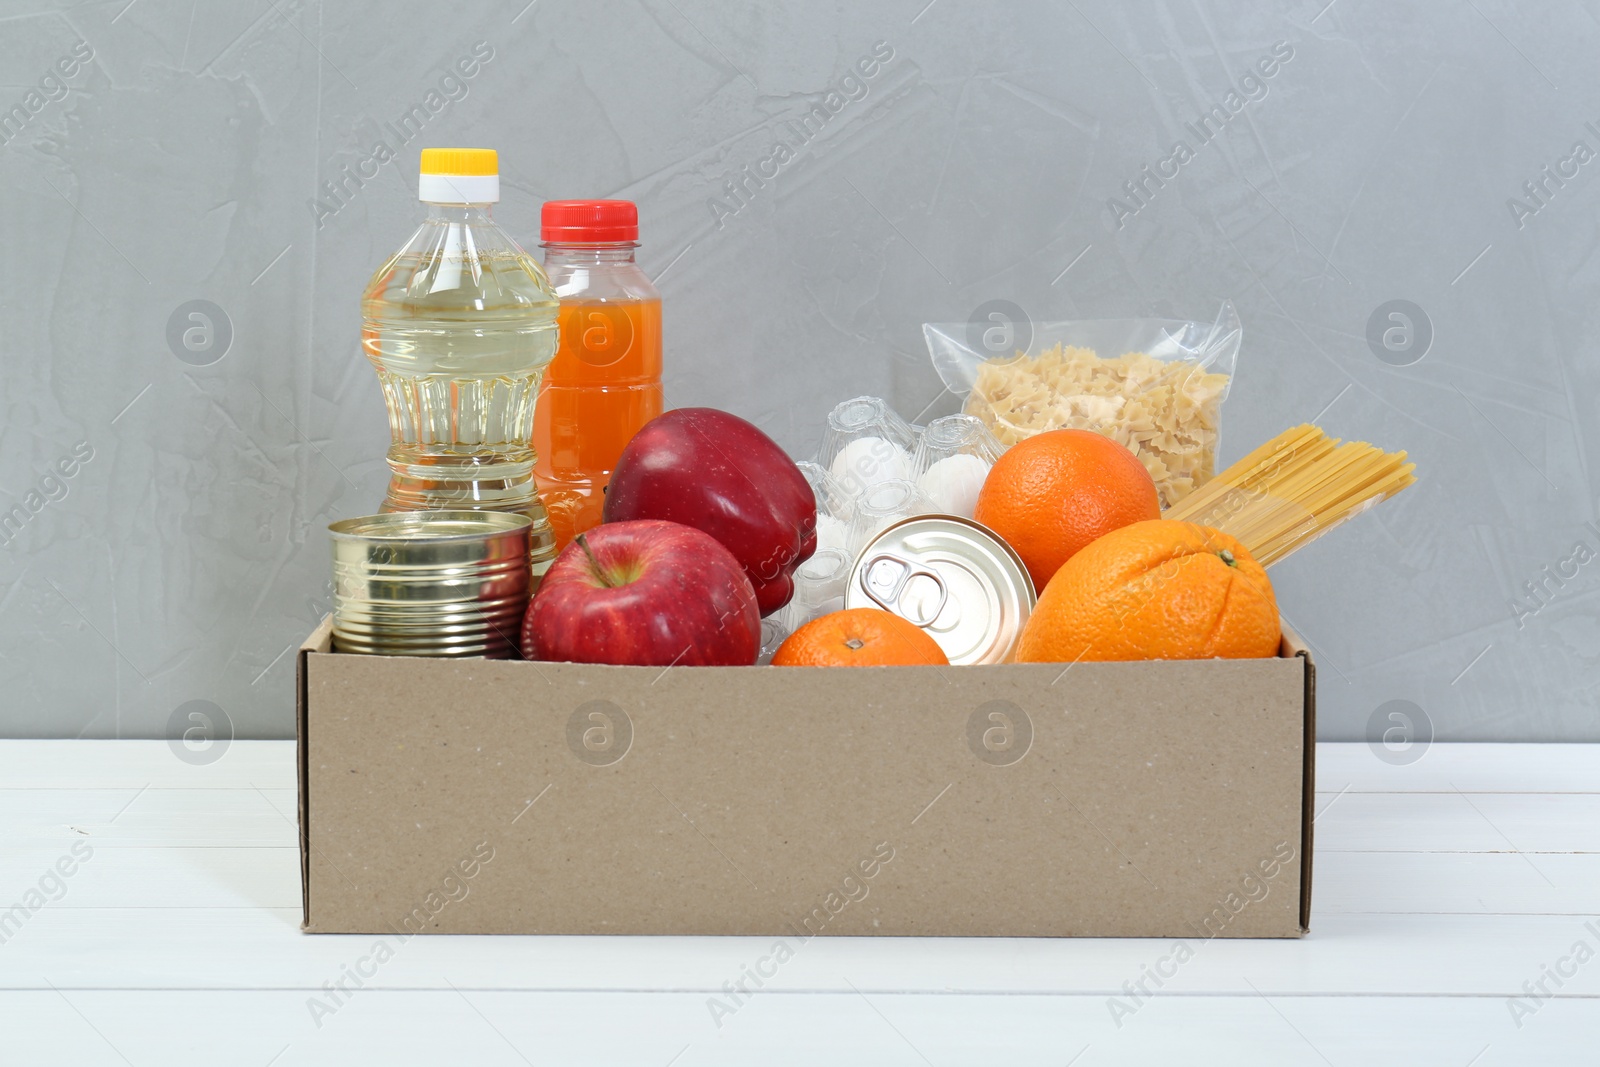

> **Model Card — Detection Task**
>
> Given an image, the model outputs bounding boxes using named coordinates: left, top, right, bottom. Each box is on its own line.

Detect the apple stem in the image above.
left=575, top=533, right=618, bottom=588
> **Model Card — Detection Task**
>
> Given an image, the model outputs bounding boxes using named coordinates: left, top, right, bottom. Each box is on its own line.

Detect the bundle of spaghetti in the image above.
left=1164, top=424, right=1414, bottom=566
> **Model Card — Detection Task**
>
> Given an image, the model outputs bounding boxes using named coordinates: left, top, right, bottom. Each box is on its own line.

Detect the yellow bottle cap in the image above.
left=417, top=148, right=499, bottom=204
left=419, top=148, right=498, bottom=177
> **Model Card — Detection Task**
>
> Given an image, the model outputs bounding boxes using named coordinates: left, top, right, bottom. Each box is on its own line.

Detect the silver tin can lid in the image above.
left=844, top=515, right=1035, bottom=665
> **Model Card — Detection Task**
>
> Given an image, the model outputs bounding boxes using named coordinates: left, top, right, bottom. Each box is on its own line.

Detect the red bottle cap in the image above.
left=541, top=199, right=639, bottom=243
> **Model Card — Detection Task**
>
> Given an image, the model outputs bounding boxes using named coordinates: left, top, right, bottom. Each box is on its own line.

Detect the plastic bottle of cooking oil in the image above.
left=361, top=148, right=559, bottom=574
left=533, top=200, right=663, bottom=551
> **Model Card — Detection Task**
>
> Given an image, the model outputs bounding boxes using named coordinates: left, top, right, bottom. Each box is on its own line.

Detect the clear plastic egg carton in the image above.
left=814, top=395, right=1003, bottom=531
left=765, top=396, right=1006, bottom=649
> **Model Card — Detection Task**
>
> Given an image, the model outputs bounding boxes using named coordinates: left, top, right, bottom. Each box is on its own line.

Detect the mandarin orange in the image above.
left=1016, top=519, right=1280, bottom=663
left=973, top=429, right=1160, bottom=592
left=772, top=608, right=949, bottom=667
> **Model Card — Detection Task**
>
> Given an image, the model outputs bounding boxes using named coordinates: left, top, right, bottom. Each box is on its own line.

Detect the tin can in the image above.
left=328, top=511, right=532, bottom=658
left=844, top=515, right=1035, bottom=665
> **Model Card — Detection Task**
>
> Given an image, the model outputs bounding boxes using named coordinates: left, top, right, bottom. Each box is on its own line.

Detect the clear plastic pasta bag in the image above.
left=923, top=301, right=1241, bottom=509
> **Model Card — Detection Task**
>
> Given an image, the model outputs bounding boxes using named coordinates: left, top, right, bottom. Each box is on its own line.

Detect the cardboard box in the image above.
left=296, top=618, right=1314, bottom=938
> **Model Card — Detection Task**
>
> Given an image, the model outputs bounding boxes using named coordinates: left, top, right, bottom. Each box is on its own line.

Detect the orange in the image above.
left=973, top=429, right=1160, bottom=592
left=772, top=608, right=949, bottom=667
left=1016, top=519, right=1280, bottom=663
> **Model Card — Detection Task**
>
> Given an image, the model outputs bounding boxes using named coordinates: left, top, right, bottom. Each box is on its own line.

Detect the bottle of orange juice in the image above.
left=533, top=200, right=663, bottom=550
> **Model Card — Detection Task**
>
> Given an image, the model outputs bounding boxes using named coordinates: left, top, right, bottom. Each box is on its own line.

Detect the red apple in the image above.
left=602, top=407, right=817, bottom=616
left=522, top=519, right=760, bottom=667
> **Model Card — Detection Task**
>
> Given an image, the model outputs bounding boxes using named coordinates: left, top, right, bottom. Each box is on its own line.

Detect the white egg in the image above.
left=917, top=454, right=992, bottom=518
left=829, top=436, right=912, bottom=496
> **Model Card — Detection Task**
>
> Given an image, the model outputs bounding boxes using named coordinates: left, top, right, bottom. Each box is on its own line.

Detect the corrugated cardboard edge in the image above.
left=1278, top=620, right=1316, bottom=934
left=297, top=617, right=334, bottom=931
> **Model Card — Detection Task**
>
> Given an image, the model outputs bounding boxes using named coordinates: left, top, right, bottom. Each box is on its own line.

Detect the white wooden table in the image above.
left=1, top=741, right=1595, bottom=1065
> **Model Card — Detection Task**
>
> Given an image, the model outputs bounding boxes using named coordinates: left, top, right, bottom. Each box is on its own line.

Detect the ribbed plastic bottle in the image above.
left=532, top=200, right=663, bottom=551
left=361, top=148, right=560, bottom=574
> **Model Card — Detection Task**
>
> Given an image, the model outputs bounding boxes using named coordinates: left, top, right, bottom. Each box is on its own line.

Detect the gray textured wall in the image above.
left=0, top=0, right=1591, bottom=743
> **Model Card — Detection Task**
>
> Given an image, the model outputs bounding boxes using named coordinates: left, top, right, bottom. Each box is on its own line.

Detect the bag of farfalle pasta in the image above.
left=924, top=301, right=1241, bottom=509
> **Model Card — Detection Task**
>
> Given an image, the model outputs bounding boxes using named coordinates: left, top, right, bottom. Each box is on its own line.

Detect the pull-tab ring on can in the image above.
left=845, top=516, right=1035, bottom=665
left=859, top=552, right=949, bottom=627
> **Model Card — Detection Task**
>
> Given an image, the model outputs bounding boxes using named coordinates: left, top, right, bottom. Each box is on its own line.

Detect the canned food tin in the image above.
left=328, top=511, right=532, bottom=658
left=844, top=516, right=1035, bottom=665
